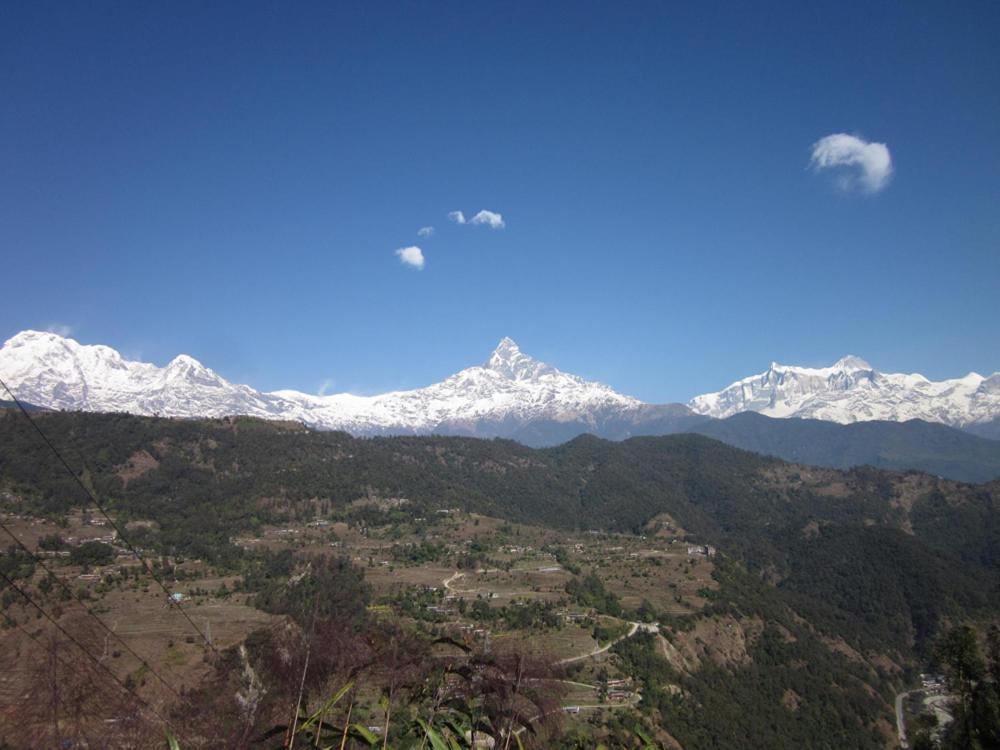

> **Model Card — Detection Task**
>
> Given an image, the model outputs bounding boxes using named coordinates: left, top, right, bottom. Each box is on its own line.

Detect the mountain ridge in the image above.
left=687, top=412, right=1000, bottom=483
left=1, top=331, right=998, bottom=457
left=0, top=330, right=683, bottom=441
left=689, top=356, right=1000, bottom=427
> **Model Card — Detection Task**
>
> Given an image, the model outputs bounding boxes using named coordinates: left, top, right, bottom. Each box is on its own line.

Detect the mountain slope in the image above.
left=688, top=412, right=1000, bottom=483
left=690, top=355, right=1000, bottom=427
left=2, top=409, right=997, bottom=658
left=965, top=417, right=1000, bottom=441
left=7, top=411, right=1000, bottom=748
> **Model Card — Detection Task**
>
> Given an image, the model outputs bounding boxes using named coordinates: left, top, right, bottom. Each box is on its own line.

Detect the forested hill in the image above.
left=2, top=409, right=999, bottom=656
left=687, top=411, right=1000, bottom=483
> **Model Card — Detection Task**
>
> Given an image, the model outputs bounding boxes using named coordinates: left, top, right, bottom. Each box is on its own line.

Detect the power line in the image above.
left=0, top=517, right=187, bottom=701
left=0, top=376, right=221, bottom=657
left=0, top=567, right=194, bottom=746
left=5, top=614, right=191, bottom=748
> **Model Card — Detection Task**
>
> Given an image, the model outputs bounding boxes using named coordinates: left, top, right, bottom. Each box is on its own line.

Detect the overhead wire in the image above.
left=0, top=376, right=221, bottom=657
left=0, top=567, right=195, bottom=747
left=0, top=517, right=188, bottom=701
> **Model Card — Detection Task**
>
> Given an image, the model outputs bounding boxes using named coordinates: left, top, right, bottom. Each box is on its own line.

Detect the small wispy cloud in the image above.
left=45, top=324, right=74, bottom=337
left=810, top=133, right=892, bottom=193
left=448, top=209, right=505, bottom=229
left=395, top=246, right=425, bottom=270
left=318, top=378, right=336, bottom=397
left=470, top=210, right=505, bottom=229
left=417, top=226, right=434, bottom=237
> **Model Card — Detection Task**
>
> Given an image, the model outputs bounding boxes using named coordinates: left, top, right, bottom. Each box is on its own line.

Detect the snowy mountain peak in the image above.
left=832, top=355, right=872, bottom=371
left=6, top=329, right=74, bottom=354
left=486, top=337, right=554, bottom=381
left=767, top=355, right=872, bottom=374
left=165, top=353, right=212, bottom=376
left=494, top=336, right=518, bottom=352
left=0, top=331, right=651, bottom=439
left=690, top=355, right=1000, bottom=427
left=3, top=330, right=997, bottom=438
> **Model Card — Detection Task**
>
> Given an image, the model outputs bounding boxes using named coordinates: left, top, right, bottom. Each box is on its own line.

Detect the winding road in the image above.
left=442, top=569, right=654, bottom=740
left=441, top=569, right=658, bottom=667
left=558, top=621, right=659, bottom=664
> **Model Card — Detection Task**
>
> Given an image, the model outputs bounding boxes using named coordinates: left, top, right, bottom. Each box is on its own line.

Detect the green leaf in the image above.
left=165, top=732, right=181, bottom=750
left=298, top=680, right=354, bottom=731
left=416, top=718, right=451, bottom=750
left=348, top=723, right=381, bottom=746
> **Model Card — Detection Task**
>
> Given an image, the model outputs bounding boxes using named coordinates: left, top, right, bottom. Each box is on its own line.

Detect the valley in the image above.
left=2, top=409, right=998, bottom=748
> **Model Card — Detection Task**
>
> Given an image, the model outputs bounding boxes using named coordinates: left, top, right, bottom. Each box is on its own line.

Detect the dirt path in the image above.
left=442, top=568, right=657, bottom=669
left=895, top=690, right=910, bottom=749
left=558, top=622, right=658, bottom=665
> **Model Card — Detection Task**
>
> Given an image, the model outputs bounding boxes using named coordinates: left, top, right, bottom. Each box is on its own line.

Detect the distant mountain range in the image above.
left=691, top=355, right=1000, bottom=427
left=2, top=329, right=999, bottom=481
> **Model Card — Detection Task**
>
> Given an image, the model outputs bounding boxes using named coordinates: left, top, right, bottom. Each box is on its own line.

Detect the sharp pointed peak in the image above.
left=487, top=337, right=525, bottom=365
left=485, top=337, right=554, bottom=380
left=493, top=336, right=520, bottom=352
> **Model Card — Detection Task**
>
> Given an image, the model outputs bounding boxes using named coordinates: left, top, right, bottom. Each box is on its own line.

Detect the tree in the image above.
left=937, top=625, right=1000, bottom=750
left=69, top=541, right=115, bottom=567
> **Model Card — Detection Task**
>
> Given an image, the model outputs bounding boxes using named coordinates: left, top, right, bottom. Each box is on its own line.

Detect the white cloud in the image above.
left=45, top=324, right=74, bottom=337
left=810, top=133, right=892, bottom=193
left=469, top=209, right=505, bottom=229
left=417, top=226, right=434, bottom=237
left=448, top=208, right=506, bottom=228
left=395, top=246, right=425, bottom=270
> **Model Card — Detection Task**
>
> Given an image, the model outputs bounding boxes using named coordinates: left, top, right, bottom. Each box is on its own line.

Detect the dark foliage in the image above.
left=691, top=412, right=1000, bottom=483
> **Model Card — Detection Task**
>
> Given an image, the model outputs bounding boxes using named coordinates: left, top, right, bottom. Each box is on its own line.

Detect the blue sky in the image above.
left=2, top=1, right=998, bottom=402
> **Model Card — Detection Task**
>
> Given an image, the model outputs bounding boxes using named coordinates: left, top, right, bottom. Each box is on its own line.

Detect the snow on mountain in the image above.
left=0, top=331, right=655, bottom=439
left=0, top=330, right=286, bottom=419
left=689, top=355, right=1000, bottom=427
left=271, top=337, right=646, bottom=434
left=4, top=331, right=997, bottom=440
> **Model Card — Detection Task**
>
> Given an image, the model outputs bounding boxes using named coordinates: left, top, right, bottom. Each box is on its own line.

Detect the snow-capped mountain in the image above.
left=0, top=331, right=286, bottom=419
left=3, top=331, right=998, bottom=445
left=270, top=337, right=651, bottom=436
left=689, top=355, right=1000, bottom=428
left=0, top=331, right=694, bottom=444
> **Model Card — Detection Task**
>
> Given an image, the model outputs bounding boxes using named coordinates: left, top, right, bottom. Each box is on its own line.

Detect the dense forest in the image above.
left=688, top=412, right=1000, bottom=483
